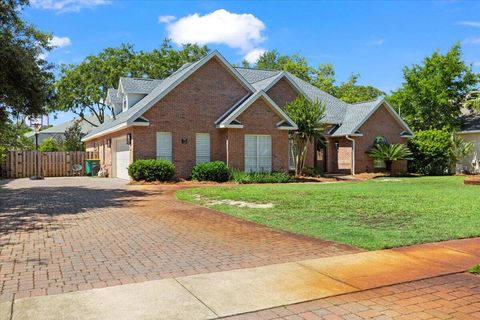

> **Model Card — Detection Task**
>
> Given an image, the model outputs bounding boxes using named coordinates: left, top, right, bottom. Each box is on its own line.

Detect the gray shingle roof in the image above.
left=119, top=77, right=163, bottom=94
left=329, top=99, right=381, bottom=137
left=107, top=88, right=122, bottom=104
left=26, top=114, right=101, bottom=138
left=460, top=113, right=480, bottom=132
left=84, top=57, right=203, bottom=140
left=83, top=51, right=411, bottom=141
left=235, top=67, right=280, bottom=83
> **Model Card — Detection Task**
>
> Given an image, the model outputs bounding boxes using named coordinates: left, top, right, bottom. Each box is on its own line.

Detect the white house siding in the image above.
left=459, top=132, right=480, bottom=171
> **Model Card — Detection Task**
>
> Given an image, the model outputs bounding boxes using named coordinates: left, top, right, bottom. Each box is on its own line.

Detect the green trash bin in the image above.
left=85, top=159, right=100, bottom=176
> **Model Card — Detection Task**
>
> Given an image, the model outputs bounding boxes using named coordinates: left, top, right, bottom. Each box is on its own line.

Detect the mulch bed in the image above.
left=464, top=176, right=480, bottom=185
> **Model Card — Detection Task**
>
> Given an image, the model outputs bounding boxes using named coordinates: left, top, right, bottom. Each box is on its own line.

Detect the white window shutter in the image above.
left=196, top=133, right=210, bottom=164
left=156, top=132, right=172, bottom=161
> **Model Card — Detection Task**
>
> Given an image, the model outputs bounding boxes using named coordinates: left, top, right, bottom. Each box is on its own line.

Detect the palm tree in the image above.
left=367, top=144, right=413, bottom=172
left=450, top=134, right=474, bottom=173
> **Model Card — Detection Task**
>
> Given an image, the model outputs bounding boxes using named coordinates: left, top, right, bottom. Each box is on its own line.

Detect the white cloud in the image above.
left=463, top=36, right=480, bottom=45
left=49, top=36, right=72, bottom=48
left=243, top=48, right=266, bottom=63
left=474, top=62, right=480, bottom=67
left=366, top=39, right=384, bottom=46
left=458, top=21, right=480, bottom=28
left=164, top=9, right=266, bottom=54
left=158, top=15, right=177, bottom=24
left=30, top=0, right=110, bottom=12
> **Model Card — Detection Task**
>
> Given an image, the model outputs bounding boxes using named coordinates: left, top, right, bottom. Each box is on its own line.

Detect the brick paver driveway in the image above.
left=0, top=177, right=359, bottom=301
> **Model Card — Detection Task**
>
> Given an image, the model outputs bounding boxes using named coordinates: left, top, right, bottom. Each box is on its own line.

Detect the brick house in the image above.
left=82, top=51, right=413, bottom=179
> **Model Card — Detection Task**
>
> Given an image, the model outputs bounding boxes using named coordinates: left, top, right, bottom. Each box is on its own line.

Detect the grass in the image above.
left=176, top=176, right=480, bottom=250
left=470, top=264, right=480, bottom=275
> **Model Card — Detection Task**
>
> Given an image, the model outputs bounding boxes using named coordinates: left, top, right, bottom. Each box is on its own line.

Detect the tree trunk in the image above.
left=385, top=160, right=393, bottom=172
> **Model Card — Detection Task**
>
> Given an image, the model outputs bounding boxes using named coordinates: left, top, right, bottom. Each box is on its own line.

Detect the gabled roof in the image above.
left=460, top=113, right=480, bottom=133
left=83, top=51, right=255, bottom=141
left=83, top=51, right=412, bottom=141
left=118, top=77, right=163, bottom=94
left=234, top=67, right=349, bottom=124
left=216, top=90, right=298, bottom=130
left=106, top=88, right=122, bottom=104
left=329, top=99, right=413, bottom=137
left=26, top=115, right=101, bottom=138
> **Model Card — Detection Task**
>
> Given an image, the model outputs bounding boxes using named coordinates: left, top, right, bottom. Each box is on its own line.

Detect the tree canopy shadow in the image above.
left=0, top=183, right=155, bottom=240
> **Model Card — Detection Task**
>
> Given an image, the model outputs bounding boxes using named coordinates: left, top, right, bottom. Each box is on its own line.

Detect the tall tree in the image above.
left=54, top=40, right=209, bottom=126
left=389, top=43, right=479, bottom=131
left=285, top=96, right=326, bottom=177
left=0, top=0, right=55, bottom=159
left=63, top=120, right=85, bottom=151
left=335, top=74, right=385, bottom=103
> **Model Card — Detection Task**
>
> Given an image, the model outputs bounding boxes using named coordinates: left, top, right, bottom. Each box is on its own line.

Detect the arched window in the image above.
left=374, top=136, right=388, bottom=145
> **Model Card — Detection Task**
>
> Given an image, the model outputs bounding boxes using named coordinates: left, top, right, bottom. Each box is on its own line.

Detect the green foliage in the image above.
left=191, top=161, right=230, bottom=182
left=285, top=96, right=326, bottom=176
left=389, top=43, right=479, bottom=131
left=368, top=143, right=413, bottom=172
left=408, top=129, right=453, bottom=175
left=55, top=40, right=209, bottom=125
left=302, top=167, right=324, bottom=177
left=464, top=90, right=480, bottom=112
left=39, top=138, right=62, bottom=152
left=63, top=120, right=85, bottom=151
left=0, top=0, right=55, bottom=146
left=469, top=264, right=480, bottom=275
left=231, top=170, right=293, bottom=184
left=128, top=159, right=175, bottom=182
left=335, top=74, right=385, bottom=103
left=0, top=120, right=34, bottom=160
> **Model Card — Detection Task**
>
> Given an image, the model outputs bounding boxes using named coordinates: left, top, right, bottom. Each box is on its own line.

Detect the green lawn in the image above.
left=176, top=176, right=480, bottom=250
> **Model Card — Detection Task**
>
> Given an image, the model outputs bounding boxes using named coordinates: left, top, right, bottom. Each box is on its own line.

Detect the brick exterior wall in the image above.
left=354, top=104, right=408, bottom=174
left=325, top=103, right=409, bottom=175
left=266, top=78, right=299, bottom=108
left=227, top=98, right=289, bottom=171
left=85, top=128, right=133, bottom=177
left=86, top=57, right=292, bottom=179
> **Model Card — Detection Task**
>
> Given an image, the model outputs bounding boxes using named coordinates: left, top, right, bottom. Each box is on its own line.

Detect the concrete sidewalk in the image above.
left=1, top=237, right=479, bottom=320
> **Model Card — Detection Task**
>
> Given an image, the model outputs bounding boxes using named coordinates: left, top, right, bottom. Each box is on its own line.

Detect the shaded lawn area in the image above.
left=176, top=176, right=480, bottom=250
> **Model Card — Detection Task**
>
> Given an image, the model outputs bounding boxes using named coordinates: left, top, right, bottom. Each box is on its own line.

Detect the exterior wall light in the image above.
left=181, top=137, right=188, bottom=144
left=126, top=133, right=132, bottom=145
left=334, top=141, right=340, bottom=150
left=106, top=139, right=112, bottom=148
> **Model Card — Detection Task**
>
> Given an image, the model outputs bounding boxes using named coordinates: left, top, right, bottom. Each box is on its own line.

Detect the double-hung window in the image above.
left=245, top=135, right=272, bottom=172
left=156, top=132, right=172, bottom=161
left=196, top=133, right=210, bottom=164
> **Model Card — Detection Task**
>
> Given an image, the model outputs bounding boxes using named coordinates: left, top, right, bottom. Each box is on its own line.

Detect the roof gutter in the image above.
left=345, top=135, right=356, bottom=175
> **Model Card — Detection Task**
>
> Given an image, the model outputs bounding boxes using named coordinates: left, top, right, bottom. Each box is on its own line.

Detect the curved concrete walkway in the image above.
left=1, top=237, right=478, bottom=320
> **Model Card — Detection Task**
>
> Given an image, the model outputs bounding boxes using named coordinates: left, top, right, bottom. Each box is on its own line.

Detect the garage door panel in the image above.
left=115, top=138, right=130, bottom=180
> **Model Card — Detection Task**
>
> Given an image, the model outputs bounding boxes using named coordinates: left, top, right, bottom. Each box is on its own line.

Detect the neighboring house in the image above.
left=82, top=51, right=413, bottom=179
left=26, top=115, right=100, bottom=145
left=459, top=112, right=480, bottom=171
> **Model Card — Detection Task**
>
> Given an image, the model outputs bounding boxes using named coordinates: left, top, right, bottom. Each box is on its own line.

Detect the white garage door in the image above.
left=115, top=138, right=130, bottom=180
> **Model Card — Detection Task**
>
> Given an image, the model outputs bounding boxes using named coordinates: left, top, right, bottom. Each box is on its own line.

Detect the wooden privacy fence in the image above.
left=1, top=151, right=99, bottom=179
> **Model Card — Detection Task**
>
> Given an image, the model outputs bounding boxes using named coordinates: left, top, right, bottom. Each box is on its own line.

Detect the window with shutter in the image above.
left=244, top=135, right=272, bottom=172
left=156, top=132, right=172, bottom=161
left=196, top=133, right=210, bottom=164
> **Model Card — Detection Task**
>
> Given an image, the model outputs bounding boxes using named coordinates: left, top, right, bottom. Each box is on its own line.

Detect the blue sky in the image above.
left=24, top=0, right=480, bottom=125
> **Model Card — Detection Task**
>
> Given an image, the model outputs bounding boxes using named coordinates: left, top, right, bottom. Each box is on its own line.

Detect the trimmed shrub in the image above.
left=231, top=170, right=293, bottom=184
left=128, top=159, right=175, bottom=182
left=408, top=129, right=452, bottom=175
left=39, top=137, right=62, bottom=152
left=191, top=161, right=230, bottom=182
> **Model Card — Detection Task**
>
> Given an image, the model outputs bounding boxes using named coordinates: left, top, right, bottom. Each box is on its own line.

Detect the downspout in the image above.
left=226, top=139, right=229, bottom=167
left=345, top=135, right=356, bottom=175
